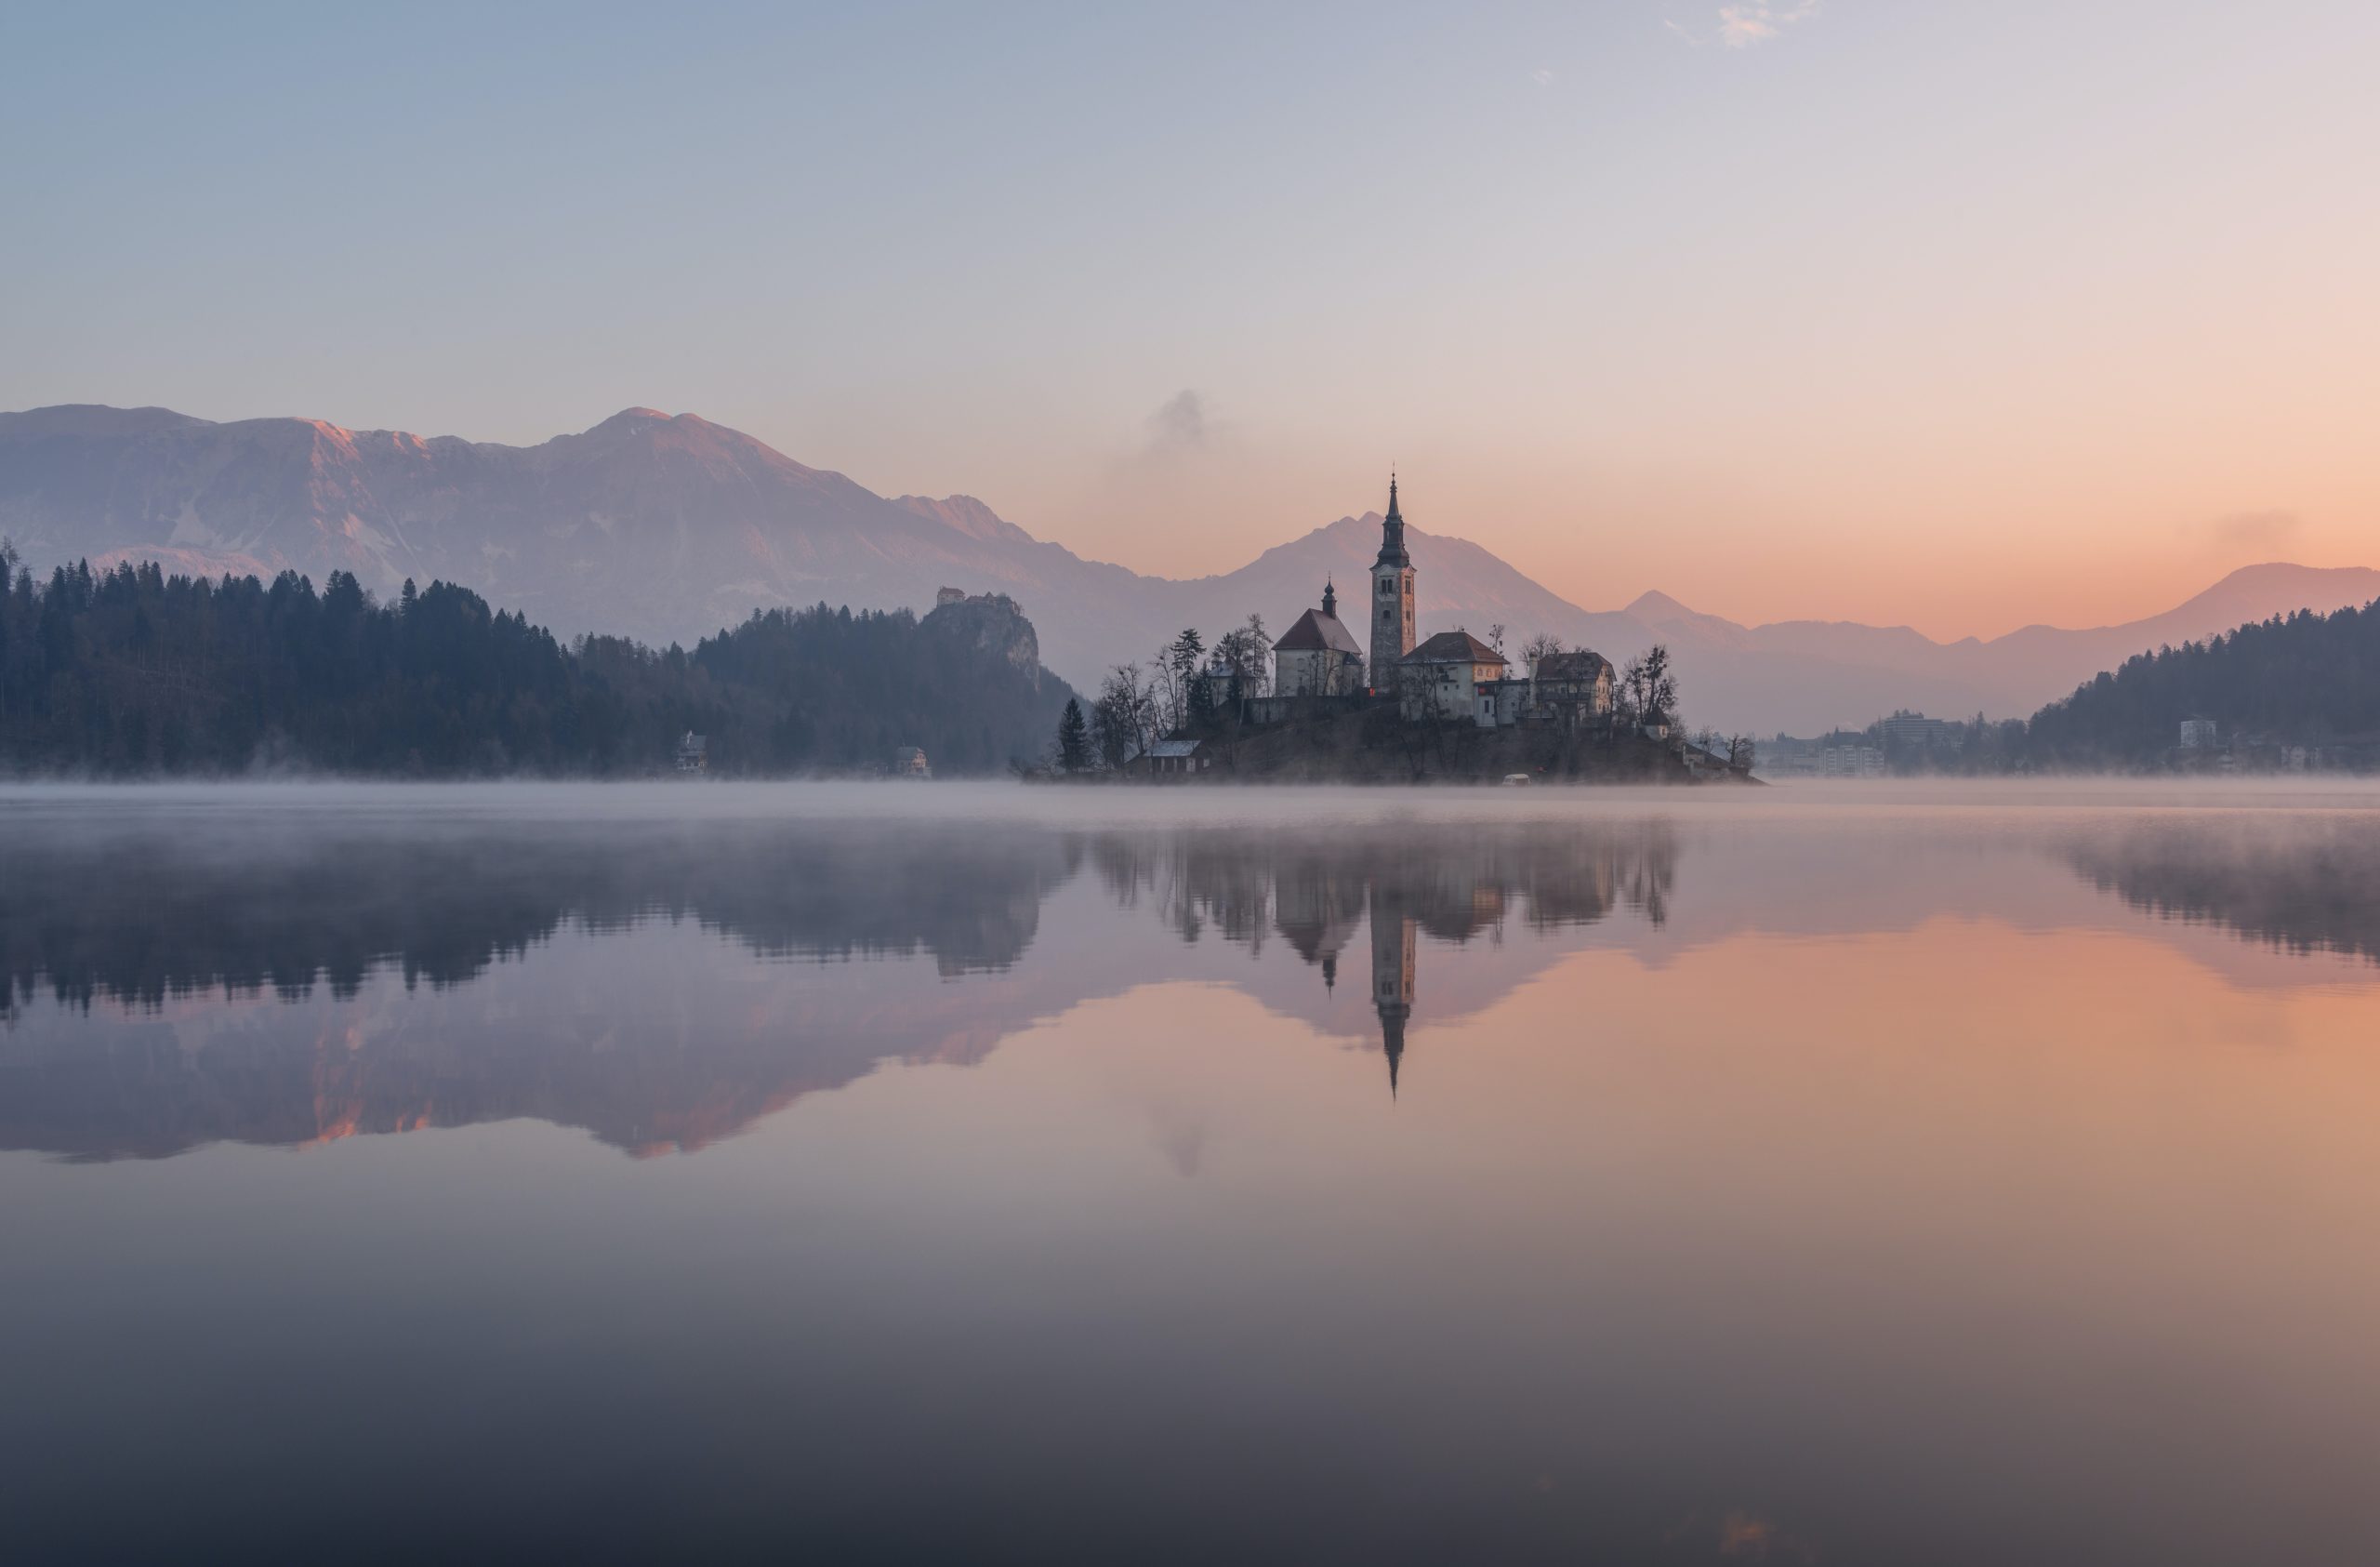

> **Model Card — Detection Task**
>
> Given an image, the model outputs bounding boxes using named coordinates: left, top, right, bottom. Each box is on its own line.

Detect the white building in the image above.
left=1398, top=631, right=1510, bottom=724
left=2180, top=717, right=2218, bottom=749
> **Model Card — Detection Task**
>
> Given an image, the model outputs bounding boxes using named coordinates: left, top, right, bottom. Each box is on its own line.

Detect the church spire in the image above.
left=1322, top=578, right=1338, bottom=618
left=1374, top=471, right=1409, bottom=568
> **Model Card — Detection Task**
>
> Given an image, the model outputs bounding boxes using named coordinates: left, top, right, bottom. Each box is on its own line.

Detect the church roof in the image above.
left=1275, top=605, right=1363, bottom=655
left=1537, top=649, right=1612, bottom=680
left=1403, top=630, right=1506, bottom=665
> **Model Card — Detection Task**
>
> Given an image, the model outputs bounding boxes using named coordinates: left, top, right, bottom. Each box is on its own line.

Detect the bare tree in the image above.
left=1487, top=622, right=1507, bottom=658
left=1521, top=630, right=1562, bottom=676
left=1092, top=663, right=1157, bottom=769
left=1150, top=642, right=1185, bottom=734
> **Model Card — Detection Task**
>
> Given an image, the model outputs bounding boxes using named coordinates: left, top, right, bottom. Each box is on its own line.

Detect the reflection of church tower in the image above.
left=1370, top=891, right=1416, bottom=1098
left=1368, top=475, right=1417, bottom=692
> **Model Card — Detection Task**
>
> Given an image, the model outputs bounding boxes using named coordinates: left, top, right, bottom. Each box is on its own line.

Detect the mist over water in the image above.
left=7, top=780, right=2380, bottom=1563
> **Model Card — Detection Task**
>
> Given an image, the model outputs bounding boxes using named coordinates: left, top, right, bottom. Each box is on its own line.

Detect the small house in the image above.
left=893, top=746, right=932, bottom=778
left=674, top=732, right=708, bottom=774
left=1144, top=738, right=1209, bottom=777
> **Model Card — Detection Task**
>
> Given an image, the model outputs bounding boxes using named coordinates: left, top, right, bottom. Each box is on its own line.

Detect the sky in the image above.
left=5, top=0, right=2378, bottom=640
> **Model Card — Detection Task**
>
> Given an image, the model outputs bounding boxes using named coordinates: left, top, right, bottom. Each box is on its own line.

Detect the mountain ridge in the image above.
left=4, top=402, right=2373, bottom=733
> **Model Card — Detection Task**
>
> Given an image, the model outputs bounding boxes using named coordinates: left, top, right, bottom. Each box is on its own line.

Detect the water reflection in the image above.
left=2063, top=815, right=2380, bottom=963
left=0, top=813, right=1689, bottom=1157
left=10, top=788, right=2380, bottom=1564
left=5, top=796, right=2380, bottom=1163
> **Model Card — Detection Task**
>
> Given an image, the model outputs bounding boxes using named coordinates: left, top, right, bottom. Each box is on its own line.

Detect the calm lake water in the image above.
left=6, top=781, right=2380, bottom=1564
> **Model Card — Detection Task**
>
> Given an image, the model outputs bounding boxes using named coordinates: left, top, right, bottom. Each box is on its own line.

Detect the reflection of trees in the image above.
left=0, top=820, right=1080, bottom=1162
left=0, top=824, right=1076, bottom=1016
left=0, top=812, right=1686, bottom=1157
left=2066, top=819, right=2380, bottom=965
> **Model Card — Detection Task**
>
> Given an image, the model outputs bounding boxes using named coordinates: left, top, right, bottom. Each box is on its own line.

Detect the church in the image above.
left=1270, top=475, right=1611, bottom=729
left=1271, top=580, right=1366, bottom=697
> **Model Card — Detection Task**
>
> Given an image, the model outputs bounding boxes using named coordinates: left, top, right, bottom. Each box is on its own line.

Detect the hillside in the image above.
left=7, top=403, right=2376, bottom=734
left=2027, top=598, right=2380, bottom=765
left=0, top=553, right=1071, bottom=777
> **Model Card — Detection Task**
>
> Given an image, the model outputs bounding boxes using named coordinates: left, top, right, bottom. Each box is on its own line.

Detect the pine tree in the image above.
left=1056, top=697, right=1091, bottom=774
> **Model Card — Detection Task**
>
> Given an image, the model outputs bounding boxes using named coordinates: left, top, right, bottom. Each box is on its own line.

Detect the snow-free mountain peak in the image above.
left=3, top=402, right=2373, bottom=734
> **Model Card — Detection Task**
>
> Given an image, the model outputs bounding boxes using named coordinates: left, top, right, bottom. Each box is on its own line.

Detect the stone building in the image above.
left=1398, top=630, right=1510, bottom=724
left=1272, top=581, right=1367, bottom=697
left=1368, top=476, right=1418, bottom=688
left=1531, top=650, right=1615, bottom=726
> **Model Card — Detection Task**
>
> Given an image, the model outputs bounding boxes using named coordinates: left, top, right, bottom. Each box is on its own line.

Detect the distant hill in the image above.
left=7, top=403, right=2374, bottom=733
left=2026, top=597, right=2380, bottom=766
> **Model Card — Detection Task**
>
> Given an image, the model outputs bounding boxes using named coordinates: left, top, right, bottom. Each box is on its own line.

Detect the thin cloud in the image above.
left=1530, top=67, right=1554, bottom=86
left=1144, top=389, right=1212, bottom=456
left=2195, top=509, right=2303, bottom=556
left=1668, top=2, right=1819, bottom=48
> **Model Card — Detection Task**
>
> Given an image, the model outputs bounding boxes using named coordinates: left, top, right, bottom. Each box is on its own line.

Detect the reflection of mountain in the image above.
left=16, top=794, right=2371, bottom=1163
left=0, top=820, right=1079, bottom=1161
left=0, top=810, right=1686, bottom=1158
left=2064, top=819, right=2380, bottom=967
left=0, top=821, right=1074, bottom=1011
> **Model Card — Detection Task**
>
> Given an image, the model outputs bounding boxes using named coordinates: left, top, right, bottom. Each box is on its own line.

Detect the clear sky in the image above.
left=6, top=1, right=2377, bottom=638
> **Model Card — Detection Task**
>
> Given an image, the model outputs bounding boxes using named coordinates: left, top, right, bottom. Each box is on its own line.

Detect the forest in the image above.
left=1774, top=597, right=2380, bottom=774
left=0, top=546, right=1075, bottom=777
left=2023, top=599, right=2380, bottom=765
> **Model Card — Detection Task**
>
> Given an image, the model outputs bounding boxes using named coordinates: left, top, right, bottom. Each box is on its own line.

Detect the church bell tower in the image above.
left=1369, top=474, right=1416, bottom=690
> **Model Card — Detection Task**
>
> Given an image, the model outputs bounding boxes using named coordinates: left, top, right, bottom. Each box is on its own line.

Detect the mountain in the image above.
left=5, top=403, right=2373, bottom=734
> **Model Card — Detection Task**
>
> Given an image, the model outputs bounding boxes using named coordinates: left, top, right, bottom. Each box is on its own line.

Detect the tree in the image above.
left=1620, top=644, right=1677, bottom=724
left=1212, top=614, right=1273, bottom=703
left=1154, top=626, right=1210, bottom=734
left=1488, top=622, right=1507, bottom=658
left=1092, top=663, right=1156, bottom=769
left=1170, top=627, right=1205, bottom=671
left=1521, top=631, right=1562, bottom=676
left=1055, top=697, right=1091, bottom=774
left=0, top=554, right=1076, bottom=777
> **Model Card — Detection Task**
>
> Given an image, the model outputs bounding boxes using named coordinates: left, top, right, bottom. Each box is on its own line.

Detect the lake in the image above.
left=6, top=781, right=2380, bottom=1564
